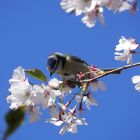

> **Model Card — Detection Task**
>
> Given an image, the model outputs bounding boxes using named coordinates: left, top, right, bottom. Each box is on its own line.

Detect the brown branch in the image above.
left=80, top=62, right=140, bottom=83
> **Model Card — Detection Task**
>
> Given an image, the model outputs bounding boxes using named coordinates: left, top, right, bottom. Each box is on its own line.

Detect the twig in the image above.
left=80, top=62, right=140, bottom=83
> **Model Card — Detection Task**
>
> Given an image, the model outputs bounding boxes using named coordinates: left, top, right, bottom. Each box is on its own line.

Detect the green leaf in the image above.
left=3, top=107, right=25, bottom=140
left=25, top=68, right=47, bottom=82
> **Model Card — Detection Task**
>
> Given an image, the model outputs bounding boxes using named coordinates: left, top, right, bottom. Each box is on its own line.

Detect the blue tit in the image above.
left=47, top=52, right=104, bottom=80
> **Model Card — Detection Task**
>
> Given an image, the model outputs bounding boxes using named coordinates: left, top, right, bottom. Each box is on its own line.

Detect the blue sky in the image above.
left=0, top=0, right=140, bottom=140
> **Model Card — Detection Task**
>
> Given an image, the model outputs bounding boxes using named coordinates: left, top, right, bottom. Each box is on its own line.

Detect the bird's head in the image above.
left=47, top=52, right=65, bottom=76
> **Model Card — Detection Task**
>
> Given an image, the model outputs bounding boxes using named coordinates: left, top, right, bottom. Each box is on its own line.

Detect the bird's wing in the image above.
left=66, top=54, right=89, bottom=66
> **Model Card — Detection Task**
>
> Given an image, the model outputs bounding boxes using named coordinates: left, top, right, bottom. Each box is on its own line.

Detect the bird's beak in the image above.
left=50, top=72, right=53, bottom=77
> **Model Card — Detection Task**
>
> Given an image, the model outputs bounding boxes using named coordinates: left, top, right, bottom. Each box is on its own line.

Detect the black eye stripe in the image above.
left=54, top=59, right=60, bottom=71
left=47, top=54, right=66, bottom=73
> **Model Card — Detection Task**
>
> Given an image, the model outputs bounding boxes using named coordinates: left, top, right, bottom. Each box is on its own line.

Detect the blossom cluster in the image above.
left=60, top=0, right=137, bottom=28
left=114, top=36, right=139, bottom=64
left=6, top=36, right=140, bottom=135
left=114, top=36, right=140, bottom=92
left=7, top=66, right=105, bottom=134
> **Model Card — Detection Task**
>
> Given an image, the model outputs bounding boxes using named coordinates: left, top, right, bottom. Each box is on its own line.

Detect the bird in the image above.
left=46, top=52, right=104, bottom=81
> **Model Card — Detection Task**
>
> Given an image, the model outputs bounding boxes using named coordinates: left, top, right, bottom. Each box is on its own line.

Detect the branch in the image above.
left=80, top=62, right=140, bottom=83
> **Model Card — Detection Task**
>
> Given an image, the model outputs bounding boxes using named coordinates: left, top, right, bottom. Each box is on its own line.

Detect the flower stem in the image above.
left=80, top=62, right=140, bottom=83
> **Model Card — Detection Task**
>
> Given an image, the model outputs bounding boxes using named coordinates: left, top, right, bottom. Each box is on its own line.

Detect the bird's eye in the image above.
left=47, top=58, right=57, bottom=70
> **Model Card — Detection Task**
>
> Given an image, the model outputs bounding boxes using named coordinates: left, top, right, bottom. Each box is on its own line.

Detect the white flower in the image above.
left=114, top=50, right=133, bottom=64
left=62, top=85, right=72, bottom=95
left=43, top=84, right=62, bottom=96
left=101, top=0, right=133, bottom=12
left=75, top=94, right=82, bottom=103
left=119, top=1, right=132, bottom=12
left=114, top=36, right=139, bottom=64
left=7, top=69, right=64, bottom=110
left=116, top=36, right=138, bottom=51
left=60, top=0, right=137, bottom=28
left=58, top=86, right=72, bottom=99
left=49, top=105, right=58, bottom=118
left=32, top=84, right=62, bottom=108
left=60, top=0, right=92, bottom=16
left=26, top=106, right=41, bottom=122
left=58, top=103, right=68, bottom=111
left=7, top=67, right=33, bottom=109
left=48, top=78, right=62, bottom=89
left=31, top=85, right=50, bottom=108
left=47, top=105, right=87, bottom=135
left=82, top=1, right=105, bottom=28
left=49, top=79, right=72, bottom=99
left=7, top=82, right=33, bottom=109
left=46, top=118, right=63, bottom=126
left=83, top=94, right=97, bottom=110
left=132, top=75, right=140, bottom=92
left=76, top=94, right=97, bottom=110
left=90, top=80, right=106, bottom=91
left=9, top=66, right=27, bottom=85
left=59, top=125, right=69, bottom=135
left=59, top=112, right=87, bottom=135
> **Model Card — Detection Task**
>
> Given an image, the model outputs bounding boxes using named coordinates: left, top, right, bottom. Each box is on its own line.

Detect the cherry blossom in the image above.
left=7, top=42, right=140, bottom=136
left=46, top=118, right=63, bottom=126
left=132, top=75, right=140, bottom=92
left=32, top=82, right=63, bottom=108
left=102, top=0, right=133, bottom=12
left=60, top=0, right=92, bottom=16
left=59, top=112, right=88, bottom=135
left=76, top=93, right=97, bottom=110
left=90, top=80, right=106, bottom=91
left=60, top=0, right=137, bottom=27
left=7, top=67, right=33, bottom=109
left=114, top=36, right=139, bottom=64
left=46, top=104, right=88, bottom=135
left=83, top=94, right=97, bottom=110
left=9, top=66, right=27, bottom=85
left=48, top=78, right=62, bottom=89
left=26, top=106, right=41, bottom=122
left=82, top=1, right=105, bottom=28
